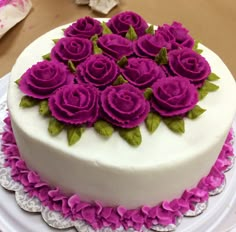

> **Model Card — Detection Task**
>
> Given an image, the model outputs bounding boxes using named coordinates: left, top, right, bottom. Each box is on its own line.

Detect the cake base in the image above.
left=0, top=75, right=236, bottom=231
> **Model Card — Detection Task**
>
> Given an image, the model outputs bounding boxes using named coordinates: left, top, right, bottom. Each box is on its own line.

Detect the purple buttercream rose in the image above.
left=49, top=84, right=99, bottom=125
left=168, top=48, right=211, bottom=87
left=151, top=76, right=198, bottom=117
left=100, top=83, right=150, bottom=128
left=64, top=17, right=102, bottom=39
left=77, top=54, right=119, bottom=89
left=121, top=58, right=166, bottom=89
left=156, top=22, right=194, bottom=49
left=107, top=11, right=148, bottom=37
left=97, top=34, right=133, bottom=60
left=19, top=60, right=74, bottom=99
left=134, top=33, right=172, bottom=58
left=51, top=37, right=93, bottom=66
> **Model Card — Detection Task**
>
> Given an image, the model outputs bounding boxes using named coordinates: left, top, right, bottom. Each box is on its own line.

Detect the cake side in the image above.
left=8, top=22, right=236, bottom=208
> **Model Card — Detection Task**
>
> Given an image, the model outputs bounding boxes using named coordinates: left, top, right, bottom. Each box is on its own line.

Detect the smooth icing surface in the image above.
left=8, top=21, right=236, bottom=209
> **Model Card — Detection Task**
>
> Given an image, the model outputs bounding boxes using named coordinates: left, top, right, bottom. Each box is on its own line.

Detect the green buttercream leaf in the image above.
left=101, top=22, right=112, bottom=35
left=117, top=56, right=128, bottom=67
left=113, top=75, right=128, bottom=86
left=119, top=127, right=142, bottom=146
left=91, top=34, right=103, bottom=54
left=207, top=73, right=220, bottom=81
left=155, top=47, right=168, bottom=65
left=67, top=126, right=85, bottom=146
left=94, top=120, right=114, bottom=137
left=15, top=78, right=21, bottom=85
left=145, top=112, right=161, bottom=133
left=187, top=105, right=206, bottom=119
left=68, top=60, right=76, bottom=73
left=62, top=28, right=66, bottom=32
left=144, top=88, right=153, bottom=100
left=163, top=117, right=185, bottom=134
left=42, top=53, right=51, bottom=61
left=193, top=40, right=203, bottom=54
left=52, top=39, right=60, bottom=44
left=198, top=88, right=208, bottom=100
left=145, top=25, right=154, bottom=35
left=48, top=118, right=65, bottom=136
left=202, top=80, right=219, bottom=92
left=39, top=100, right=51, bottom=117
left=125, top=25, right=138, bottom=41
left=19, top=96, right=39, bottom=108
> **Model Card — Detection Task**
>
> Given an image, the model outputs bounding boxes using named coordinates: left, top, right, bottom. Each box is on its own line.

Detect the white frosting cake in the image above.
left=8, top=22, right=236, bottom=210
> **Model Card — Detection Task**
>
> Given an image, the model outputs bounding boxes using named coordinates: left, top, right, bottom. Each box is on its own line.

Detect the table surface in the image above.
left=0, top=0, right=236, bottom=80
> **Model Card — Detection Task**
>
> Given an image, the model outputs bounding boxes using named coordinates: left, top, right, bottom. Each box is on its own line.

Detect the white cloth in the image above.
left=75, top=0, right=119, bottom=14
left=0, top=0, right=32, bottom=39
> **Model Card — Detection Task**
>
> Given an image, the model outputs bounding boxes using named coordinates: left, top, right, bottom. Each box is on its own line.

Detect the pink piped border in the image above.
left=1, top=115, right=235, bottom=231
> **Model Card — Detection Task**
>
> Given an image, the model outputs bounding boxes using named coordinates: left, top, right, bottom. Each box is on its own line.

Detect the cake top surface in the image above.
left=8, top=14, right=236, bottom=169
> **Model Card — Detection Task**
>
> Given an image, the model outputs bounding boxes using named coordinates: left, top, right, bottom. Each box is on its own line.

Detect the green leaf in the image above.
left=202, top=80, right=219, bottom=92
left=52, top=39, right=60, bottom=44
left=19, top=96, right=39, bottom=108
left=198, top=88, right=208, bottom=100
left=113, top=75, right=128, bottom=86
left=119, top=127, right=142, bottom=146
left=101, top=22, right=112, bottom=35
left=62, top=28, right=66, bottom=32
left=68, top=60, right=76, bottom=73
left=145, top=25, right=154, bottom=35
left=144, top=88, right=153, bottom=100
left=42, top=53, right=51, bottom=61
left=155, top=47, right=168, bottom=65
left=67, top=126, right=85, bottom=146
left=48, top=118, right=65, bottom=136
left=207, top=73, right=220, bottom=81
left=94, top=120, right=114, bottom=137
left=187, top=105, right=206, bottom=119
left=145, top=112, right=161, bottom=133
left=117, top=56, right=128, bottom=67
left=125, top=25, right=138, bottom=41
left=15, top=78, right=21, bottom=85
left=39, top=100, right=51, bottom=117
left=91, top=34, right=103, bottom=54
left=163, top=117, right=185, bottom=134
left=193, top=40, right=203, bottom=54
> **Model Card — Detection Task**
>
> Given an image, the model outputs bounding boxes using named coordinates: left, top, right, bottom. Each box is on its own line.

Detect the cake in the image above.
left=2, top=11, right=236, bottom=231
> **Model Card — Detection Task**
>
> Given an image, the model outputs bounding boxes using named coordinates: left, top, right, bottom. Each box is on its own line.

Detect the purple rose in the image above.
left=51, top=37, right=93, bottom=66
left=49, top=84, right=99, bottom=125
left=121, top=58, right=166, bottom=89
left=64, top=17, right=102, bottom=39
left=168, top=48, right=211, bottom=87
left=97, top=34, right=133, bottom=60
left=19, top=60, right=74, bottom=99
left=76, top=54, right=119, bottom=90
left=151, top=76, right=198, bottom=117
left=156, top=22, right=194, bottom=49
left=107, top=11, right=148, bottom=37
left=134, top=34, right=171, bottom=58
left=100, top=84, right=150, bottom=128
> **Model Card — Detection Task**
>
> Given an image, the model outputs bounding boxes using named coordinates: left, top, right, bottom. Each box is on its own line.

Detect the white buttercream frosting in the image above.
left=8, top=22, right=236, bottom=208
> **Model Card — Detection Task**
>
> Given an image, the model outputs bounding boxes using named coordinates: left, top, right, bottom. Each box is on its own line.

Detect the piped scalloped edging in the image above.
left=0, top=113, right=235, bottom=232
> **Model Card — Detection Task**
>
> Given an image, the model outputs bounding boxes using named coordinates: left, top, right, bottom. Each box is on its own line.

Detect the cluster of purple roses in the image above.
left=19, top=11, right=211, bottom=129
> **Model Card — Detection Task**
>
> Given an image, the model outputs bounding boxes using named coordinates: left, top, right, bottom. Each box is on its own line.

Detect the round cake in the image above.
left=5, top=11, right=236, bottom=230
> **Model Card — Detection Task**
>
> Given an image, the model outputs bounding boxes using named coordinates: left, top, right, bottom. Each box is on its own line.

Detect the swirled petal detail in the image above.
left=76, top=54, right=119, bottom=89
left=64, top=17, right=102, bottom=39
left=48, top=84, right=99, bottom=125
left=19, top=60, right=74, bottom=99
left=100, top=84, right=150, bottom=128
left=151, top=76, right=198, bottom=117
left=107, top=11, right=148, bottom=37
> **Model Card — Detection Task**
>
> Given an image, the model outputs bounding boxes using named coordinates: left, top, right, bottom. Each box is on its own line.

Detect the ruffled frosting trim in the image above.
left=1, top=115, right=234, bottom=231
